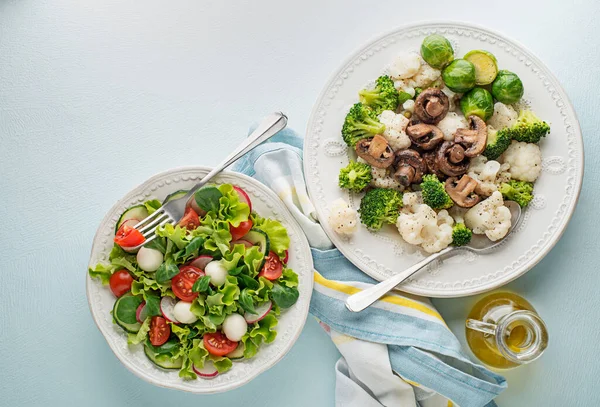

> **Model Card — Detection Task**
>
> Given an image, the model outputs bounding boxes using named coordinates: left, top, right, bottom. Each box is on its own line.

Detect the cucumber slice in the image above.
left=113, top=293, right=143, bottom=333
left=144, top=345, right=184, bottom=369
left=244, top=228, right=270, bottom=255
left=115, top=205, right=149, bottom=233
left=464, top=50, right=498, bottom=85
left=226, top=343, right=245, bottom=360
left=162, top=189, right=189, bottom=205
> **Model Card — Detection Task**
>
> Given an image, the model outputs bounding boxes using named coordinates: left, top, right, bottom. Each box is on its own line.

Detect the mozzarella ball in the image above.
left=173, top=301, right=198, bottom=324
left=222, top=313, right=248, bottom=342
left=205, top=261, right=228, bottom=287
left=136, top=247, right=163, bottom=272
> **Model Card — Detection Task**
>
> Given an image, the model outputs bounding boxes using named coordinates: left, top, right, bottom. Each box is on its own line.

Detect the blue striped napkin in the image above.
left=233, top=127, right=506, bottom=407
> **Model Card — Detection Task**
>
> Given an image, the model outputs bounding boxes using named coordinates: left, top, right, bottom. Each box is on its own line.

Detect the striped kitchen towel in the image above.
left=233, top=126, right=506, bottom=407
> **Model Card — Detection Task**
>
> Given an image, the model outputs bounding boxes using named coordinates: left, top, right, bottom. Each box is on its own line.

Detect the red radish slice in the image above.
left=136, top=302, right=147, bottom=324
left=160, top=297, right=179, bottom=324
left=244, top=301, right=272, bottom=324
left=283, top=250, right=289, bottom=264
left=231, top=239, right=253, bottom=249
left=193, top=361, right=219, bottom=378
left=189, top=255, right=213, bottom=271
left=186, top=195, right=207, bottom=217
left=233, top=186, right=252, bottom=212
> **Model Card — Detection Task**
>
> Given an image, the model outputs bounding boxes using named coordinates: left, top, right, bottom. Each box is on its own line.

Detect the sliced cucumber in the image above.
left=162, top=189, right=189, bottom=205
left=226, top=343, right=245, bottom=360
left=113, top=293, right=143, bottom=333
left=144, top=345, right=184, bottom=370
left=115, top=205, right=149, bottom=233
left=464, top=50, right=498, bottom=85
left=244, top=228, right=270, bottom=255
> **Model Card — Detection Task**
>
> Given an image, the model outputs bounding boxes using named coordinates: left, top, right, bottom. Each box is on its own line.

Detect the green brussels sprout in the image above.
left=420, top=34, right=454, bottom=69
left=460, top=88, right=494, bottom=121
left=491, top=70, right=524, bottom=104
left=442, top=59, right=476, bottom=93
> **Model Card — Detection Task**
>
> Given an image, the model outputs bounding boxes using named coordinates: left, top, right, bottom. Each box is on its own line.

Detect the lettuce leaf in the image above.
left=243, top=246, right=265, bottom=277
left=194, top=213, right=232, bottom=256
left=278, top=268, right=299, bottom=288
left=127, top=317, right=151, bottom=345
left=88, top=263, right=114, bottom=285
left=221, top=244, right=245, bottom=271
left=251, top=215, right=290, bottom=256
left=188, top=339, right=232, bottom=374
left=217, top=184, right=250, bottom=227
left=241, top=313, right=278, bottom=359
left=143, top=199, right=162, bottom=214
left=156, top=223, right=189, bottom=250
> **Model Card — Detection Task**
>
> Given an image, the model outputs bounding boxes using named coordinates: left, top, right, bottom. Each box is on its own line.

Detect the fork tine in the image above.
left=134, top=208, right=165, bottom=230
left=142, top=217, right=173, bottom=238
left=137, top=213, right=170, bottom=235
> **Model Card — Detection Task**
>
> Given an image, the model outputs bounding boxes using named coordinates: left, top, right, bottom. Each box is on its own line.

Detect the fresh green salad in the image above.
left=89, top=183, right=299, bottom=379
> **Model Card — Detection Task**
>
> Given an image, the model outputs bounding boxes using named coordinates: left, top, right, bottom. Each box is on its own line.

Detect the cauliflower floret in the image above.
left=388, top=52, right=422, bottom=80
left=449, top=205, right=469, bottom=224
left=487, top=102, right=518, bottom=130
left=328, top=198, right=359, bottom=236
left=378, top=110, right=411, bottom=151
left=441, top=86, right=460, bottom=112
left=370, top=166, right=403, bottom=190
left=468, top=156, right=510, bottom=196
left=464, top=191, right=511, bottom=241
left=437, top=111, right=468, bottom=140
left=397, top=192, right=454, bottom=253
left=501, top=141, right=542, bottom=182
left=407, top=62, right=441, bottom=88
left=402, top=99, right=415, bottom=113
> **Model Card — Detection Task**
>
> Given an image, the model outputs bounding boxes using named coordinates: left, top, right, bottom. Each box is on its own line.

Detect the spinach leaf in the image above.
left=145, top=294, right=162, bottom=317
left=228, top=265, right=245, bottom=276
left=145, top=338, right=181, bottom=355
left=238, top=288, right=257, bottom=314
left=194, top=186, right=223, bottom=213
left=144, top=237, right=167, bottom=254
left=155, top=258, right=180, bottom=283
left=271, top=284, right=299, bottom=309
left=237, top=274, right=259, bottom=290
left=192, top=276, right=212, bottom=293
left=184, top=236, right=205, bottom=257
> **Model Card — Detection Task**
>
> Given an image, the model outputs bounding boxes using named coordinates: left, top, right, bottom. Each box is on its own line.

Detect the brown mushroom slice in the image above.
left=406, top=123, right=444, bottom=151
left=454, top=115, right=488, bottom=158
left=393, top=149, right=426, bottom=186
left=414, top=88, right=450, bottom=124
left=422, top=151, right=446, bottom=180
left=445, top=175, right=481, bottom=208
left=435, top=141, right=470, bottom=177
left=355, top=135, right=395, bottom=168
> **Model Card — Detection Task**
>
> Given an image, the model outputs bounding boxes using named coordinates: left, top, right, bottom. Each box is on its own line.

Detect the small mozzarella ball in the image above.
left=222, top=313, right=248, bottom=342
left=205, top=261, right=228, bottom=286
left=173, top=301, right=198, bottom=324
left=136, top=247, right=163, bottom=272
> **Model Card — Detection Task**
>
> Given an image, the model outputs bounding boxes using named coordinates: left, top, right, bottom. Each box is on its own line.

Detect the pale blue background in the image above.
left=0, top=1, right=598, bottom=406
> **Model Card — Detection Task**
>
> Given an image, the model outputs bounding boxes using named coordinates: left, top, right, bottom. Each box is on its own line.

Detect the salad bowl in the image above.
left=87, top=167, right=313, bottom=393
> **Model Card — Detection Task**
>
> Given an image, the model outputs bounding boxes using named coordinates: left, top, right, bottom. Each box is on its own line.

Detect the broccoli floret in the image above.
left=341, top=103, right=386, bottom=147
left=503, top=110, right=550, bottom=144
left=358, top=188, right=403, bottom=230
left=358, top=76, right=400, bottom=114
left=499, top=180, right=534, bottom=208
left=483, top=127, right=512, bottom=160
left=451, top=223, right=472, bottom=246
left=420, top=174, right=454, bottom=210
left=339, top=160, right=372, bottom=193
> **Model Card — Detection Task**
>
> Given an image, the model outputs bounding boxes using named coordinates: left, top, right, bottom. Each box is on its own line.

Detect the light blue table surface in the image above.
left=1, top=1, right=598, bottom=406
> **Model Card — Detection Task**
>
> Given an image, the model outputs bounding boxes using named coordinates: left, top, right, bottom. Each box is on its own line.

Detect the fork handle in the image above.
left=185, top=112, right=288, bottom=198
left=345, top=247, right=454, bottom=313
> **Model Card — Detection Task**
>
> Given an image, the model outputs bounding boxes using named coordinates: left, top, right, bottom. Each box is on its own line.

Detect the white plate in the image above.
left=87, top=167, right=313, bottom=393
left=304, top=21, right=583, bottom=297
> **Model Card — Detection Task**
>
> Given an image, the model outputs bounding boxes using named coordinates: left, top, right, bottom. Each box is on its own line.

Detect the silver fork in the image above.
left=128, top=112, right=288, bottom=249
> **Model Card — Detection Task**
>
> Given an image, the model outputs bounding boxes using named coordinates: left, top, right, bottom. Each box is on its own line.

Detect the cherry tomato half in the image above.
left=149, top=316, right=170, bottom=346
left=179, top=207, right=200, bottom=230
left=258, top=251, right=283, bottom=280
left=172, top=265, right=204, bottom=301
left=203, top=332, right=238, bottom=356
left=109, top=269, right=133, bottom=297
left=114, top=224, right=145, bottom=248
left=229, top=219, right=253, bottom=241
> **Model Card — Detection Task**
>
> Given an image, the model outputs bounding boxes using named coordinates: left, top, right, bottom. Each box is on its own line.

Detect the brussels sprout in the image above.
left=442, top=59, right=476, bottom=93
left=420, top=35, right=454, bottom=69
left=464, top=50, right=498, bottom=85
left=492, top=70, right=524, bottom=104
left=460, top=88, right=494, bottom=121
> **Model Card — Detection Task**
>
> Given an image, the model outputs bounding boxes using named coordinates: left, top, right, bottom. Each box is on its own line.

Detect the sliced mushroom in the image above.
left=414, top=88, right=450, bottom=124
left=422, top=151, right=446, bottom=179
left=355, top=135, right=395, bottom=168
left=406, top=123, right=444, bottom=150
left=454, top=115, right=488, bottom=157
left=435, top=141, right=470, bottom=177
left=393, top=149, right=426, bottom=186
left=445, top=175, right=481, bottom=208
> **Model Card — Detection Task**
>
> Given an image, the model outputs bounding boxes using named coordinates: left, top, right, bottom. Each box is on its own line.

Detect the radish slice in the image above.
left=193, top=361, right=219, bottom=378
left=136, top=302, right=147, bottom=324
left=189, top=255, right=213, bottom=271
left=186, top=195, right=207, bottom=217
left=160, top=297, right=179, bottom=324
left=233, top=186, right=252, bottom=212
left=283, top=249, right=289, bottom=264
left=244, top=301, right=272, bottom=324
left=231, top=239, right=253, bottom=248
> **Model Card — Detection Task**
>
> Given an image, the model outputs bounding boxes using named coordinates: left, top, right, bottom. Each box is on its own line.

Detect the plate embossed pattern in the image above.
left=304, top=22, right=583, bottom=297
left=87, top=167, right=313, bottom=393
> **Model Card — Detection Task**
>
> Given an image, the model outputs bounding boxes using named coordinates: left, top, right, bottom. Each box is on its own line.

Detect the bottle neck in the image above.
left=495, top=310, right=548, bottom=365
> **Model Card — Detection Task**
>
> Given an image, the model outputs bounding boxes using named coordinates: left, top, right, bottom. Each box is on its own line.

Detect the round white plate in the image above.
left=87, top=167, right=313, bottom=393
left=304, top=21, right=583, bottom=297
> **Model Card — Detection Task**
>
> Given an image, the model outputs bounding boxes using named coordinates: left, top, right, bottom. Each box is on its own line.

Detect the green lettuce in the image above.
left=156, top=224, right=189, bottom=250
left=89, top=245, right=138, bottom=284
left=143, top=199, right=162, bottom=214
left=221, top=244, right=245, bottom=271
left=251, top=215, right=290, bottom=256
left=243, top=246, right=265, bottom=277
left=278, top=268, right=299, bottom=288
left=194, top=213, right=232, bottom=256
left=88, top=263, right=114, bottom=285
left=127, top=317, right=151, bottom=345
left=241, top=313, right=278, bottom=359
left=188, top=339, right=232, bottom=373
left=217, top=184, right=250, bottom=227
